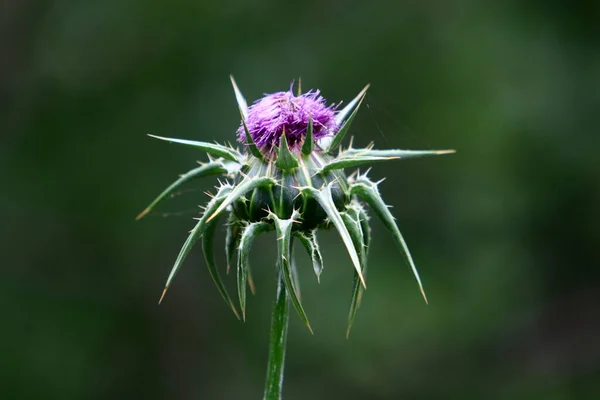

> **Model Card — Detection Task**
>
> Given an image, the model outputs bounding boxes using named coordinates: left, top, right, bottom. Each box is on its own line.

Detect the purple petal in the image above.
left=237, top=84, right=338, bottom=155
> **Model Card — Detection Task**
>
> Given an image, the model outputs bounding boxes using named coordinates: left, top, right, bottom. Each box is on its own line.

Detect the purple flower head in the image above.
left=237, top=84, right=338, bottom=155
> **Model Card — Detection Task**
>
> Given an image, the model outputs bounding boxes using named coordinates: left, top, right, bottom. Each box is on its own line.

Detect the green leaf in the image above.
left=341, top=203, right=368, bottom=337
left=351, top=177, right=428, bottom=303
left=270, top=212, right=313, bottom=333
left=295, top=230, right=323, bottom=281
left=225, top=213, right=241, bottom=274
left=321, top=156, right=393, bottom=173
left=239, top=115, right=263, bottom=160
left=290, top=250, right=301, bottom=299
left=324, top=146, right=455, bottom=173
left=335, top=84, right=370, bottom=126
left=147, top=134, right=242, bottom=162
left=231, top=75, right=263, bottom=160
left=207, top=176, right=276, bottom=222
left=358, top=205, right=371, bottom=257
left=229, top=75, right=248, bottom=119
left=275, top=133, right=299, bottom=171
left=301, top=184, right=366, bottom=288
left=356, top=205, right=371, bottom=309
left=301, top=117, right=314, bottom=155
left=202, top=210, right=241, bottom=319
left=237, top=221, right=271, bottom=320
left=136, top=162, right=230, bottom=220
left=343, top=148, right=455, bottom=159
left=158, top=185, right=233, bottom=304
left=327, top=86, right=368, bottom=153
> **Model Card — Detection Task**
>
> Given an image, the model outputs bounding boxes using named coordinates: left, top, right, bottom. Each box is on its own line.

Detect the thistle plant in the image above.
left=138, top=77, right=454, bottom=399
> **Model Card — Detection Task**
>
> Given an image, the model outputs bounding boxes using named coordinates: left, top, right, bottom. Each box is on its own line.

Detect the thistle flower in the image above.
left=138, top=77, right=454, bottom=399
left=236, top=84, right=338, bottom=154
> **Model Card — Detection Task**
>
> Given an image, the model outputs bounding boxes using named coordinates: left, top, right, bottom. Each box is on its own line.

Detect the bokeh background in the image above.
left=2, top=1, right=600, bottom=399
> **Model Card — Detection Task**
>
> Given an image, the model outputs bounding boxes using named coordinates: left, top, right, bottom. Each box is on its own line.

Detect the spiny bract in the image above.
left=138, top=76, right=454, bottom=335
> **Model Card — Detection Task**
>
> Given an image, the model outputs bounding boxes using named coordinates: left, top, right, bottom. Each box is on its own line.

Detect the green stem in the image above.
left=263, top=271, right=290, bottom=400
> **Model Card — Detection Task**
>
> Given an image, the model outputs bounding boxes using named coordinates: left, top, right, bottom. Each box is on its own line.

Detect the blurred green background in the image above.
left=2, top=1, right=600, bottom=399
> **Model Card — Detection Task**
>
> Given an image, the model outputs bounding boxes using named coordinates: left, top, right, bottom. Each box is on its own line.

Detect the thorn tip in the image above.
left=248, top=276, right=256, bottom=295
left=307, top=323, right=314, bottom=335
left=158, top=287, right=168, bottom=304
left=136, top=208, right=150, bottom=220
left=231, top=306, right=241, bottom=320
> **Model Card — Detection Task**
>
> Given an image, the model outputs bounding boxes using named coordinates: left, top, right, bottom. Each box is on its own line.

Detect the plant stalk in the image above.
left=263, top=272, right=290, bottom=400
